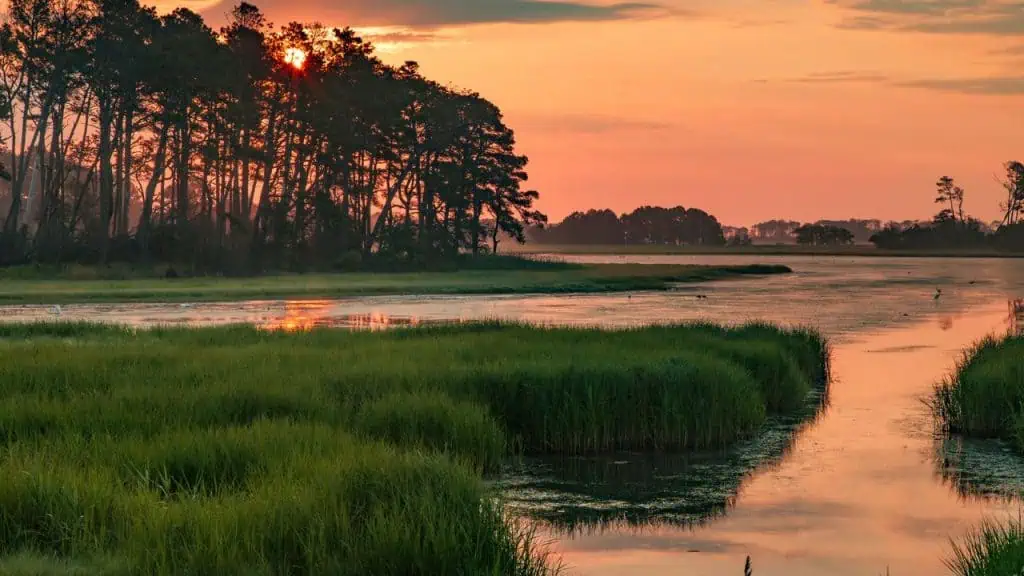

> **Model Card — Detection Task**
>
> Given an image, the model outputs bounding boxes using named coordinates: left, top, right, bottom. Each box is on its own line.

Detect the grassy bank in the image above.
left=932, top=336, right=1024, bottom=576
left=510, top=243, right=1024, bottom=258
left=0, top=321, right=827, bottom=574
left=0, top=263, right=790, bottom=304
left=932, top=335, right=1024, bottom=452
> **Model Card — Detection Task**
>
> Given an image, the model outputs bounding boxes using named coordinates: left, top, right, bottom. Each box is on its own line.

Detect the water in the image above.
left=5, top=255, right=1024, bottom=574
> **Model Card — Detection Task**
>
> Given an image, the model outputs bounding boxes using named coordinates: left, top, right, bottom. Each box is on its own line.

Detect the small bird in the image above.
left=934, top=288, right=942, bottom=300
left=696, top=294, right=708, bottom=300
left=50, top=305, right=61, bottom=316
left=179, top=303, right=193, bottom=309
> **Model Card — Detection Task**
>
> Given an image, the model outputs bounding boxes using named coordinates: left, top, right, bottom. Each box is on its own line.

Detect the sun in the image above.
left=284, top=47, right=306, bottom=70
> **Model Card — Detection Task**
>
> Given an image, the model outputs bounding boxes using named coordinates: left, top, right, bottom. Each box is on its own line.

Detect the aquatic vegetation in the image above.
left=946, top=518, right=1024, bottom=576
left=932, top=335, right=1024, bottom=452
left=0, top=321, right=826, bottom=573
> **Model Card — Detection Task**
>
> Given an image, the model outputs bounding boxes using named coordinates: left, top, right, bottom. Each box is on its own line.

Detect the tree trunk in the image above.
left=98, top=98, right=115, bottom=263
left=137, top=119, right=169, bottom=252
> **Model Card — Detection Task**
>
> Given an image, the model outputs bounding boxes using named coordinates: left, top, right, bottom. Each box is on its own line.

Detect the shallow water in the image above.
left=1, top=256, right=1019, bottom=339
left=5, top=256, right=1024, bottom=574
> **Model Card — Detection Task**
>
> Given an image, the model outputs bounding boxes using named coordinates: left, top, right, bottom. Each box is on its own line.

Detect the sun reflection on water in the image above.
left=259, top=301, right=425, bottom=332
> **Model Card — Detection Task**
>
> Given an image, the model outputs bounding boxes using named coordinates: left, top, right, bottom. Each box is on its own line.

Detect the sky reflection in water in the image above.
left=5, top=257, right=1024, bottom=574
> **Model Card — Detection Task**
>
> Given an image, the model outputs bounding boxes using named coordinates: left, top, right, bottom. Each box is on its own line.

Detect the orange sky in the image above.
left=185, top=0, right=1024, bottom=226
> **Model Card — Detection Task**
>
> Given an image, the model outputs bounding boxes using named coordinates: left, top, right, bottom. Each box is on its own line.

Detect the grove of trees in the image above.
left=793, top=224, right=854, bottom=247
left=0, top=0, right=546, bottom=272
left=530, top=205, right=727, bottom=246
left=870, top=165, right=1024, bottom=251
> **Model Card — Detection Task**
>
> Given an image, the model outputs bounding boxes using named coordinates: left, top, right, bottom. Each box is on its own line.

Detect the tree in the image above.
left=0, top=1, right=547, bottom=271
left=1000, top=161, right=1024, bottom=226
left=935, top=176, right=965, bottom=226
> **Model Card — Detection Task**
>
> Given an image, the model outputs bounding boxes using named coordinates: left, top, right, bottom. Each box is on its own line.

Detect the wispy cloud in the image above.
left=767, top=68, right=1024, bottom=94
left=784, top=70, right=891, bottom=83
left=512, top=112, right=675, bottom=134
left=897, top=75, right=1024, bottom=93
left=830, top=0, right=1024, bottom=36
left=203, top=0, right=669, bottom=28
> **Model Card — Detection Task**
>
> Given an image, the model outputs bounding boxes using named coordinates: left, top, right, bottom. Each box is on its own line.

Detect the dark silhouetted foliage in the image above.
left=0, top=1, right=546, bottom=272
left=793, top=224, right=854, bottom=247
left=531, top=205, right=726, bottom=246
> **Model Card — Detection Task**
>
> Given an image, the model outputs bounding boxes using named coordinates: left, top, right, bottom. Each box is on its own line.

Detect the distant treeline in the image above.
left=529, top=161, right=1024, bottom=252
left=0, top=1, right=545, bottom=273
left=528, top=206, right=728, bottom=246
left=738, top=219, right=894, bottom=245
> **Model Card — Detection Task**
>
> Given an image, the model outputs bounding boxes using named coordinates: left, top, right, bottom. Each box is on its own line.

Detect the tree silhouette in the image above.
left=0, top=1, right=547, bottom=270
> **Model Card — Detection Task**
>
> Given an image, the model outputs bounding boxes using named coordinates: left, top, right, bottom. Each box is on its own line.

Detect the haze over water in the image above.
left=5, top=255, right=1024, bottom=574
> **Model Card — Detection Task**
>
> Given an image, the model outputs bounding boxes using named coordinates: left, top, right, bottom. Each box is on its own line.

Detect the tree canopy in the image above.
left=0, top=0, right=547, bottom=272
left=793, top=224, right=854, bottom=247
left=530, top=205, right=727, bottom=247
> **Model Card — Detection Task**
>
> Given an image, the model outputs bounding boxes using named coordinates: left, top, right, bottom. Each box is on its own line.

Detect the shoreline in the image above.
left=0, top=264, right=790, bottom=305
left=511, top=244, right=1024, bottom=258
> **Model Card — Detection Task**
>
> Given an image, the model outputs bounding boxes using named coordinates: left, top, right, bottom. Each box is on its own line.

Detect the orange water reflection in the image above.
left=542, top=301, right=1020, bottom=576
left=1009, top=298, right=1024, bottom=335
left=259, top=300, right=425, bottom=332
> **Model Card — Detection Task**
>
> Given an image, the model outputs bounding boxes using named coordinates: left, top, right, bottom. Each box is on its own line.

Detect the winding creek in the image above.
left=5, top=255, right=1024, bottom=574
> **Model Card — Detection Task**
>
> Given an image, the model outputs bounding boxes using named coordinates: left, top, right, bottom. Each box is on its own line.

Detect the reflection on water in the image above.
left=1009, top=298, right=1024, bottom=335
left=2, top=257, right=1022, bottom=340
left=934, top=435, right=1024, bottom=503
left=260, top=301, right=426, bottom=332
left=497, top=387, right=829, bottom=536
left=5, top=256, right=1024, bottom=574
left=927, top=298, right=1024, bottom=504
left=545, top=301, right=1020, bottom=576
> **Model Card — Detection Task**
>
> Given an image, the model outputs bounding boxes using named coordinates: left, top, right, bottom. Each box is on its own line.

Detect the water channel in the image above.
left=4, top=255, right=1024, bottom=574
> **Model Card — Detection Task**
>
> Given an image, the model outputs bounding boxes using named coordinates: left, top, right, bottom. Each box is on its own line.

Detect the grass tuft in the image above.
left=947, top=518, right=1024, bottom=576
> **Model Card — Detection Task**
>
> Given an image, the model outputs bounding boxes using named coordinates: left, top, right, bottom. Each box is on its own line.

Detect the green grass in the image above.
left=946, top=518, right=1024, bottom=576
left=932, top=335, right=1024, bottom=452
left=0, top=321, right=827, bottom=574
left=0, top=263, right=790, bottom=304
left=932, top=336, right=1024, bottom=576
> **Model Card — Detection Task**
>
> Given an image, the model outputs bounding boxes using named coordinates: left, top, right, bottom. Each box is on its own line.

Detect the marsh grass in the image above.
left=932, top=335, right=1024, bottom=451
left=947, top=517, right=1024, bottom=576
left=932, top=336, right=1024, bottom=575
left=0, top=263, right=790, bottom=304
left=0, top=321, right=826, bottom=574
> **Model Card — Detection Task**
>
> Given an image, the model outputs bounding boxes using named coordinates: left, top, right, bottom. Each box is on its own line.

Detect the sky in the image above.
left=177, top=0, right=1022, bottom=226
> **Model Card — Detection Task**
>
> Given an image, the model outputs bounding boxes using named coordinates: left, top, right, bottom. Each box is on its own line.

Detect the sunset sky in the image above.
left=181, top=0, right=1022, bottom=226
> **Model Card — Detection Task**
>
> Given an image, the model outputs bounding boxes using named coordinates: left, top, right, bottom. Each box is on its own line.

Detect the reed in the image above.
left=932, top=335, right=1024, bottom=451
left=0, top=320, right=826, bottom=573
left=946, top=518, right=1024, bottom=576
